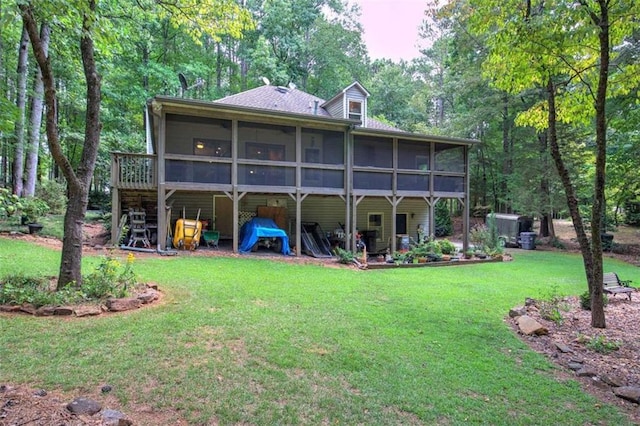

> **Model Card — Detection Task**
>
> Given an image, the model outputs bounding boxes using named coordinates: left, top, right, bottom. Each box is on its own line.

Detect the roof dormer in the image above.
left=321, top=81, right=370, bottom=127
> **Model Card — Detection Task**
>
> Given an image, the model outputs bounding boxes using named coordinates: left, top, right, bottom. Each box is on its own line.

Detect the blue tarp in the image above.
left=239, top=217, right=290, bottom=255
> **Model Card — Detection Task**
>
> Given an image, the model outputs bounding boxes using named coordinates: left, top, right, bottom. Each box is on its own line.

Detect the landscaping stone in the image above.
left=554, top=341, right=573, bottom=353
left=509, top=306, right=527, bottom=318
left=137, top=290, right=158, bottom=304
left=35, top=306, right=57, bottom=316
left=19, top=304, right=36, bottom=315
left=74, top=305, right=103, bottom=317
left=102, top=408, right=132, bottom=426
left=516, top=315, right=548, bottom=335
left=66, top=397, right=102, bottom=415
left=568, top=362, right=584, bottom=371
left=576, top=366, right=599, bottom=377
left=601, top=374, right=626, bottom=388
left=106, top=297, right=141, bottom=312
left=613, top=386, right=640, bottom=404
left=53, top=306, right=74, bottom=316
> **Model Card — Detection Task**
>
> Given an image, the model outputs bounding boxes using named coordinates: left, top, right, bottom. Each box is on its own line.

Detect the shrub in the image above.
left=333, top=247, right=355, bottom=264
left=470, top=224, right=489, bottom=252
left=0, top=188, right=21, bottom=218
left=35, top=180, right=67, bottom=214
left=579, top=334, right=621, bottom=354
left=485, top=213, right=504, bottom=255
left=88, top=190, right=111, bottom=211
left=579, top=291, right=608, bottom=310
left=438, top=239, right=456, bottom=255
left=0, top=253, right=140, bottom=308
left=550, top=237, right=566, bottom=250
left=20, top=197, right=50, bottom=224
left=538, top=286, right=569, bottom=325
left=100, top=212, right=113, bottom=234
left=434, top=200, right=452, bottom=237
left=82, top=252, right=138, bottom=299
left=0, top=274, right=82, bottom=308
left=470, top=215, right=504, bottom=256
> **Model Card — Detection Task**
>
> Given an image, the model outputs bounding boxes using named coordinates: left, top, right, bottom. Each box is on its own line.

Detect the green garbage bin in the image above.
left=519, top=232, right=536, bottom=250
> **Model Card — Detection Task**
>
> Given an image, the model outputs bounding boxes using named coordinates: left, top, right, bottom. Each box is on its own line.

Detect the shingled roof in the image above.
left=215, top=84, right=400, bottom=132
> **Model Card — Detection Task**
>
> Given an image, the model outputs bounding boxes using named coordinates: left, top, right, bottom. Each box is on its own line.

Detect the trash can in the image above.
left=396, top=234, right=410, bottom=251
left=361, top=230, right=377, bottom=253
left=519, top=232, right=536, bottom=250
left=601, top=233, right=614, bottom=251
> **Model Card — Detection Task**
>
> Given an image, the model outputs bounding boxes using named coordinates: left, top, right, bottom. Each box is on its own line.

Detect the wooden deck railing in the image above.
left=111, top=153, right=157, bottom=189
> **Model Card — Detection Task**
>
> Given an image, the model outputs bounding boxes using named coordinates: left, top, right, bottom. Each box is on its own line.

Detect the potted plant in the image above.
left=21, top=197, right=50, bottom=234
left=437, top=239, right=456, bottom=256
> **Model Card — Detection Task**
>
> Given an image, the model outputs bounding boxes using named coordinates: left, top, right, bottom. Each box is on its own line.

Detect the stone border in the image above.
left=0, top=283, right=161, bottom=318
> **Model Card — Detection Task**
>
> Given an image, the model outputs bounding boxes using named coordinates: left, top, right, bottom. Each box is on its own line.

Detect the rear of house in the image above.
left=110, top=81, right=477, bottom=256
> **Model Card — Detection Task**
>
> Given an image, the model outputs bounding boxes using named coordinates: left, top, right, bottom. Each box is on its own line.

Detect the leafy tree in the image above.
left=463, top=0, right=640, bottom=327
left=23, top=22, right=49, bottom=197
left=18, top=0, right=253, bottom=289
left=11, top=24, right=28, bottom=197
left=20, top=0, right=103, bottom=288
left=243, top=0, right=366, bottom=94
left=434, top=199, right=452, bottom=237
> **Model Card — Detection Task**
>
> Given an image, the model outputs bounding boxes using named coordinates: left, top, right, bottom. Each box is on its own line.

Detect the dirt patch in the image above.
left=0, top=383, right=188, bottom=425
left=535, top=219, right=640, bottom=266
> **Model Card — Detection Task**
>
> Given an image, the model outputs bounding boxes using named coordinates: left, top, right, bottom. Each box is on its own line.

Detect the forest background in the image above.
left=1, top=0, right=639, bottom=230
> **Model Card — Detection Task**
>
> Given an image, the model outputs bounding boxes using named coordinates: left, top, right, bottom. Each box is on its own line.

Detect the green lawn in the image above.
left=0, top=238, right=637, bottom=425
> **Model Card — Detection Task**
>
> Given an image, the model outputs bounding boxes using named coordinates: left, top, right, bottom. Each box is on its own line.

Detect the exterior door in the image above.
left=396, top=213, right=407, bottom=235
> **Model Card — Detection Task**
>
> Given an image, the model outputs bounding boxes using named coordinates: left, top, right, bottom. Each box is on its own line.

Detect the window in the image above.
left=398, top=139, right=429, bottom=170
left=301, top=128, right=345, bottom=164
left=246, top=143, right=285, bottom=161
left=435, top=144, right=465, bottom=172
left=244, top=143, right=287, bottom=186
left=348, top=100, right=362, bottom=121
left=368, top=213, right=384, bottom=243
left=353, top=136, right=392, bottom=168
left=193, top=138, right=231, bottom=157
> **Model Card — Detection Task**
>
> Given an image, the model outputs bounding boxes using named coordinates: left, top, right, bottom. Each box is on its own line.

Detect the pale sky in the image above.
left=354, top=0, right=427, bottom=62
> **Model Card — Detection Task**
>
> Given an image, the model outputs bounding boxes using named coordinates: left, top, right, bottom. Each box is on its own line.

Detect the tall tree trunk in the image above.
left=0, top=0, right=5, bottom=186
left=583, top=0, right=610, bottom=328
left=24, top=23, right=49, bottom=197
left=21, top=1, right=102, bottom=289
left=546, top=78, right=603, bottom=327
left=141, top=42, right=149, bottom=91
left=500, top=94, right=511, bottom=212
left=12, top=24, right=29, bottom=197
left=538, top=132, right=553, bottom=237
left=216, top=42, right=223, bottom=89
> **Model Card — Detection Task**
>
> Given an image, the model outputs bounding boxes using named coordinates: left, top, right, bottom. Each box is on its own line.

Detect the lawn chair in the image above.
left=603, top=272, right=634, bottom=301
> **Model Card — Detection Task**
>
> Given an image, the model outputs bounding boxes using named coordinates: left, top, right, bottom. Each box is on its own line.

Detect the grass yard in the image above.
left=1, top=238, right=638, bottom=425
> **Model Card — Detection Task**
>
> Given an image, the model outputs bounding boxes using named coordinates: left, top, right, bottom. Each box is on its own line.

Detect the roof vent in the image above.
left=276, top=86, right=289, bottom=94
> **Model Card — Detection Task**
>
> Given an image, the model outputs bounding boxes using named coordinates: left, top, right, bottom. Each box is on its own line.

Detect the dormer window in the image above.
left=348, top=100, right=362, bottom=121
